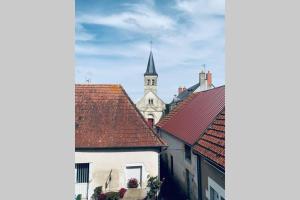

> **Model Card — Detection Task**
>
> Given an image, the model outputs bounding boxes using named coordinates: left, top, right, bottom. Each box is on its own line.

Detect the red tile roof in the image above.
left=193, top=110, right=225, bottom=169
left=157, top=86, right=225, bottom=145
left=75, top=84, right=166, bottom=148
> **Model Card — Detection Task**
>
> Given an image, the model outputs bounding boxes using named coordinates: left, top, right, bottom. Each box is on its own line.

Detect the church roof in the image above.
left=144, top=51, right=158, bottom=76
left=75, top=84, right=166, bottom=149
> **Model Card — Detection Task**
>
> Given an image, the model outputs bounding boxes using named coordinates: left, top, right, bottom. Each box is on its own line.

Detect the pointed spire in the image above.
left=144, top=51, right=158, bottom=76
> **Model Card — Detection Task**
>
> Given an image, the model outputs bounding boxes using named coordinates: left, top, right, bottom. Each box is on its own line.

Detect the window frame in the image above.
left=207, top=177, right=225, bottom=200
left=75, top=163, right=90, bottom=183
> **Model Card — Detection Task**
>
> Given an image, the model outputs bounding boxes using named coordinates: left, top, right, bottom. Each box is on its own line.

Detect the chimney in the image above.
left=206, top=70, right=212, bottom=86
left=178, top=86, right=186, bottom=95
left=199, top=70, right=206, bottom=86
left=178, top=87, right=182, bottom=95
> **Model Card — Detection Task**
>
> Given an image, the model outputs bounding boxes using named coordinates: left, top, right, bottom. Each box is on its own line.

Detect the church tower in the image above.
left=144, top=51, right=158, bottom=95
left=136, top=49, right=166, bottom=127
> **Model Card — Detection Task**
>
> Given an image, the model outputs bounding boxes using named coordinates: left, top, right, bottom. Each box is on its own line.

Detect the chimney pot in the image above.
left=207, top=71, right=212, bottom=86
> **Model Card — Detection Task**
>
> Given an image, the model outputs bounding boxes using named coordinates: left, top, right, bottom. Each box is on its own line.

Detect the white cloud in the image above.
left=75, top=23, right=95, bottom=41
left=77, top=4, right=175, bottom=35
left=75, top=0, right=225, bottom=102
left=175, top=0, right=224, bottom=16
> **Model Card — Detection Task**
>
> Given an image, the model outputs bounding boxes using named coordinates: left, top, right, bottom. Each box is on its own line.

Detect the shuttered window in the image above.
left=75, top=163, right=89, bottom=183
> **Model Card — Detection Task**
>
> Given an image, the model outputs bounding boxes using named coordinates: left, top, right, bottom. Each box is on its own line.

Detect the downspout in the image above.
left=197, top=155, right=203, bottom=200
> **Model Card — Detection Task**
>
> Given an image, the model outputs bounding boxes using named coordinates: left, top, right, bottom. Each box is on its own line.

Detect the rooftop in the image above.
left=75, top=84, right=166, bottom=149
left=193, top=109, right=225, bottom=169
left=157, top=86, right=225, bottom=145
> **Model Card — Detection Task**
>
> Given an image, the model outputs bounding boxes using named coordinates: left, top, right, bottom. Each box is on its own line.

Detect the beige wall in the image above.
left=75, top=149, right=159, bottom=198
left=160, top=130, right=199, bottom=200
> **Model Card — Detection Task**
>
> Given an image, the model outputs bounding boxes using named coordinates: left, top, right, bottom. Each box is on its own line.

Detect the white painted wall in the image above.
left=75, top=150, right=159, bottom=199
left=159, top=130, right=199, bottom=200
left=136, top=91, right=165, bottom=125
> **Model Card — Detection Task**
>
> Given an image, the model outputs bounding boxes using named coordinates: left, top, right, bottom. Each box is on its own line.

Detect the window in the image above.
left=184, top=144, right=191, bottom=161
left=75, top=163, right=89, bottom=183
left=147, top=79, right=150, bottom=85
left=210, top=186, right=219, bottom=200
left=152, top=79, right=155, bottom=85
left=148, top=99, right=153, bottom=105
left=207, top=177, right=225, bottom=200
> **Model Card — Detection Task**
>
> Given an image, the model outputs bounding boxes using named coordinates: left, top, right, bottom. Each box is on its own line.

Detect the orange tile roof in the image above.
left=193, top=109, right=225, bottom=169
left=75, top=84, right=166, bottom=148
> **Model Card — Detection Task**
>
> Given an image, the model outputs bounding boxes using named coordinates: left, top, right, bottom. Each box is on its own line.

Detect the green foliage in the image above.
left=145, top=176, right=162, bottom=200
left=76, top=194, right=82, bottom=200
left=91, top=186, right=103, bottom=200
left=105, top=191, right=120, bottom=200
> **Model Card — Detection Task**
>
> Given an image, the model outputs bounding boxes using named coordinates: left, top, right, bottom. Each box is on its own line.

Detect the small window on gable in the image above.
left=147, top=79, right=150, bottom=85
left=152, top=79, right=155, bottom=85
left=184, top=144, right=191, bottom=161
left=148, top=99, right=154, bottom=105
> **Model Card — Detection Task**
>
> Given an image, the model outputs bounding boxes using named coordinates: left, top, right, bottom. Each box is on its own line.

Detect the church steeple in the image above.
left=144, top=51, right=158, bottom=76
left=144, top=50, right=158, bottom=95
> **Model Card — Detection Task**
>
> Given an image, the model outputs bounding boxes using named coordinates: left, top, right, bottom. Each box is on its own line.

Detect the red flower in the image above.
left=119, top=188, right=127, bottom=198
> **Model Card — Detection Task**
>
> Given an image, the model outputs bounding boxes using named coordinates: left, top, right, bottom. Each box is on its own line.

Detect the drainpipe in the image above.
left=197, top=155, right=203, bottom=200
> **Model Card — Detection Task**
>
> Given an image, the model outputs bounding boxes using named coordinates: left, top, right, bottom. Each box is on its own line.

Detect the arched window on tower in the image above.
left=147, top=79, right=150, bottom=85
left=152, top=79, right=155, bottom=85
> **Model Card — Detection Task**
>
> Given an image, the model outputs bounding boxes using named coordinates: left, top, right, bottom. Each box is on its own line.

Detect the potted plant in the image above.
left=127, top=178, right=139, bottom=188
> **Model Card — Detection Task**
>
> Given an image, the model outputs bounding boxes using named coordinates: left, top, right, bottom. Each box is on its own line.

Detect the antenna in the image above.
left=201, top=64, right=206, bottom=72
left=85, top=76, right=91, bottom=83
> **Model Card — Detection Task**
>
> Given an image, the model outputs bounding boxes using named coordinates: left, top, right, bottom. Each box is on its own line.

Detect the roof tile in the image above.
left=157, top=86, right=225, bottom=145
left=76, top=84, right=166, bottom=148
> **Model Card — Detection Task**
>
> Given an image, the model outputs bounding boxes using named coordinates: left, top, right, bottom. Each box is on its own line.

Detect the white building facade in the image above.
left=75, top=149, right=160, bottom=199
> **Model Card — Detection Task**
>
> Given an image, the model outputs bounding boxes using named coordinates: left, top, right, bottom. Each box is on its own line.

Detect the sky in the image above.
left=75, top=0, right=224, bottom=103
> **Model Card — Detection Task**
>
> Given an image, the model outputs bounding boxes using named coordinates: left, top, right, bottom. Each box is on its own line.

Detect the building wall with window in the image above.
left=75, top=149, right=159, bottom=199
left=199, top=156, right=225, bottom=200
left=136, top=91, right=165, bottom=125
left=159, top=129, right=199, bottom=200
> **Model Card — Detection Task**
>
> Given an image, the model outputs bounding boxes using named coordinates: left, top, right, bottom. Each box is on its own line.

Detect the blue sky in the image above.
left=75, top=0, right=224, bottom=103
